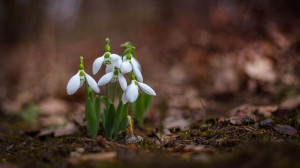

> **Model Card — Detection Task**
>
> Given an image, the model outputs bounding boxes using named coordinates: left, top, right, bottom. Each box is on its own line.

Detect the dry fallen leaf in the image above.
left=257, top=105, right=278, bottom=117
left=183, top=145, right=213, bottom=154
left=37, top=129, right=55, bottom=137
left=273, top=124, right=297, bottom=136
left=229, top=115, right=248, bottom=125
left=68, top=152, right=117, bottom=165
left=54, top=122, right=79, bottom=137
left=244, top=56, right=276, bottom=83
left=39, top=98, right=69, bottom=115
left=279, top=95, right=300, bottom=111
left=229, top=104, right=278, bottom=118
left=39, top=115, right=66, bottom=127
left=163, top=116, right=190, bottom=130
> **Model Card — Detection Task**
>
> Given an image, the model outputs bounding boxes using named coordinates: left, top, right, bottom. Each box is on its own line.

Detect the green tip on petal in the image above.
left=114, top=69, right=118, bottom=75
left=79, top=70, right=85, bottom=76
left=134, top=80, right=138, bottom=85
left=105, top=52, right=110, bottom=58
left=126, top=54, right=131, bottom=60
left=131, top=73, right=136, bottom=80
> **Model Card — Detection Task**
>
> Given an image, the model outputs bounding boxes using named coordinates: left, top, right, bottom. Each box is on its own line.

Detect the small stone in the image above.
left=260, top=118, right=274, bottom=127
left=70, top=148, right=85, bottom=157
left=136, top=136, right=143, bottom=142
left=125, top=134, right=137, bottom=144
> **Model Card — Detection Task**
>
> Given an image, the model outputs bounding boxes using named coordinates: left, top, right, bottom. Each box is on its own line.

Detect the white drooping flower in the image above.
left=122, top=80, right=156, bottom=104
left=120, top=54, right=143, bottom=82
left=97, top=68, right=127, bottom=91
left=67, top=70, right=100, bottom=95
left=92, top=52, right=122, bottom=75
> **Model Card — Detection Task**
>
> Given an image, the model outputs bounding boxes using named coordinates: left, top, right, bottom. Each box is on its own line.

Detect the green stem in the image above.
left=106, top=84, right=109, bottom=98
left=112, top=83, right=117, bottom=104
left=84, top=77, right=88, bottom=95
left=119, top=86, right=122, bottom=103
left=106, top=84, right=109, bottom=109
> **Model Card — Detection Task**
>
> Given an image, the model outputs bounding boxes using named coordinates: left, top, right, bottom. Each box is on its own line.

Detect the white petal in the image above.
left=126, top=82, right=139, bottom=103
left=118, top=73, right=127, bottom=91
left=132, top=57, right=141, bottom=71
left=122, top=92, right=128, bottom=104
left=137, top=82, right=156, bottom=96
left=92, top=56, right=104, bottom=75
left=133, top=65, right=143, bottom=82
left=110, top=54, right=121, bottom=61
left=66, top=72, right=81, bottom=95
left=98, top=72, right=114, bottom=86
left=120, top=61, right=132, bottom=74
left=85, top=72, right=100, bottom=93
left=105, top=64, right=114, bottom=73
left=112, top=57, right=122, bottom=69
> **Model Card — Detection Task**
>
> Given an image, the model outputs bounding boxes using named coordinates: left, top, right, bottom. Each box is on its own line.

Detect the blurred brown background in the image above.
left=0, top=0, right=300, bottom=126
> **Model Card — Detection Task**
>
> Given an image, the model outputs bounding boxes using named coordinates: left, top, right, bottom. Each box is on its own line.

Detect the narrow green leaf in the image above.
left=95, top=96, right=101, bottom=123
left=114, top=103, right=129, bottom=140
left=131, top=97, right=137, bottom=117
left=85, top=99, right=90, bottom=134
left=88, top=88, right=94, bottom=103
left=86, top=98, right=98, bottom=139
left=120, top=103, right=129, bottom=131
left=113, top=103, right=123, bottom=138
left=143, top=94, right=152, bottom=111
left=134, top=93, right=145, bottom=127
left=103, top=103, right=115, bottom=139
left=143, top=94, right=152, bottom=116
left=101, top=96, right=109, bottom=129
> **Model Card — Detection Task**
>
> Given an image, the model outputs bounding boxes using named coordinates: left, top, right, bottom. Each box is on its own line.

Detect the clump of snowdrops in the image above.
left=66, top=38, right=156, bottom=140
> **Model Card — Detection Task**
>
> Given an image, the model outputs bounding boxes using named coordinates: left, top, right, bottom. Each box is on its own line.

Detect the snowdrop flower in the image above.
left=67, top=57, right=100, bottom=95
left=97, top=68, right=127, bottom=91
left=93, top=52, right=122, bottom=75
left=120, top=54, right=143, bottom=82
left=122, top=79, right=156, bottom=104
left=92, top=38, right=122, bottom=75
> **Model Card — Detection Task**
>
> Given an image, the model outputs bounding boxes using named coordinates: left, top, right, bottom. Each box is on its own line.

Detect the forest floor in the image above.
left=1, top=100, right=300, bottom=168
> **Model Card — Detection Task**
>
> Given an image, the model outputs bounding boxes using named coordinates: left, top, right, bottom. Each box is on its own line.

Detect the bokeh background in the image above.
left=1, top=0, right=300, bottom=129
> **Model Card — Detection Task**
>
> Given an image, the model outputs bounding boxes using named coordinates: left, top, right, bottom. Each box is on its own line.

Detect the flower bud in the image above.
left=79, top=56, right=84, bottom=70
left=105, top=38, right=111, bottom=52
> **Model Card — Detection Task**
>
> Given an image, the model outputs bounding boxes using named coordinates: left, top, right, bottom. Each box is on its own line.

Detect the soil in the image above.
left=1, top=110, right=299, bottom=168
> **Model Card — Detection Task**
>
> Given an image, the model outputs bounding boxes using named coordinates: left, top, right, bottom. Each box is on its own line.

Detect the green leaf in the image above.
left=120, top=103, right=129, bottom=131
left=143, top=94, right=152, bottom=116
left=131, top=93, right=153, bottom=127
left=113, top=103, right=123, bottom=138
left=85, top=99, right=90, bottom=133
left=103, top=103, right=115, bottom=139
left=132, top=93, right=145, bottom=127
left=86, top=98, right=98, bottom=139
left=95, top=96, right=100, bottom=123
left=20, top=103, right=39, bottom=123
left=88, top=88, right=94, bottom=103
left=101, top=96, right=109, bottom=128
